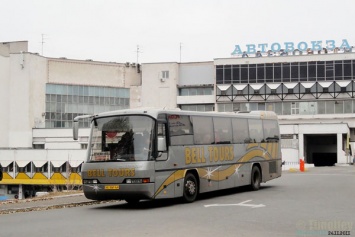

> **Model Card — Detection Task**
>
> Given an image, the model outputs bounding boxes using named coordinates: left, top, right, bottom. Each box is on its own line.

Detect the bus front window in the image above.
left=89, top=116, right=154, bottom=162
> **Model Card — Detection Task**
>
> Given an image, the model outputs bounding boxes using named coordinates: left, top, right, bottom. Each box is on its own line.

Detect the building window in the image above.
left=180, top=104, right=214, bottom=112
left=81, top=144, right=88, bottom=149
left=45, top=84, right=129, bottom=128
left=33, top=144, right=45, bottom=149
left=162, top=71, right=169, bottom=79
left=179, top=87, right=213, bottom=96
left=216, top=60, right=355, bottom=84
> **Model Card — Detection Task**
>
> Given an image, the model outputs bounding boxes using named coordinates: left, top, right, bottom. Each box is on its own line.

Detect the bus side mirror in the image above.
left=73, top=114, right=93, bottom=141
left=157, top=137, right=167, bottom=152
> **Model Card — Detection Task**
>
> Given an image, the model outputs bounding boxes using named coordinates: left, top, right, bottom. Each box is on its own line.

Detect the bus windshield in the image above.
left=88, top=115, right=154, bottom=162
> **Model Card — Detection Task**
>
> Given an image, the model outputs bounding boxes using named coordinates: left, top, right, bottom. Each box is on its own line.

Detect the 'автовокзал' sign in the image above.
left=231, top=39, right=351, bottom=55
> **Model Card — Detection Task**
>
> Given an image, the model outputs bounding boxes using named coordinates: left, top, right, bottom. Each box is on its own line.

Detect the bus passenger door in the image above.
left=154, top=122, right=176, bottom=198
left=156, top=122, right=168, bottom=162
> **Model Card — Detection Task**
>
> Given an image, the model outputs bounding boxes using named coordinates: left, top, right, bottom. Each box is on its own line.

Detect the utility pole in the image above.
left=180, top=42, right=182, bottom=63
left=136, top=45, right=141, bottom=65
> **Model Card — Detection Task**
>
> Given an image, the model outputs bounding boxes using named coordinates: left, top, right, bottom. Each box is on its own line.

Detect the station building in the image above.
left=140, top=47, right=355, bottom=168
left=1, top=40, right=354, bottom=199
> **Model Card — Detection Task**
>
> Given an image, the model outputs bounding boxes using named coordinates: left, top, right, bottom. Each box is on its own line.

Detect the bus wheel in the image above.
left=125, top=199, right=140, bottom=205
left=250, top=165, right=261, bottom=191
left=183, top=173, right=198, bottom=203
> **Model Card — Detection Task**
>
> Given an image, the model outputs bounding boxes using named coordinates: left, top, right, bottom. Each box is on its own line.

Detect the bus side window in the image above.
left=263, top=120, right=280, bottom=142
left=248, top=119, right=264, bottom=143
left=213, top=117, right=232, bottom=144
left=232, top=118, right=249, bottom=144
left=192, top=116, right=214, bottom=145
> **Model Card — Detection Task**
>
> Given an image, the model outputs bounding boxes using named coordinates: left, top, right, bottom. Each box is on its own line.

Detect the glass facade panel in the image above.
left=344, top=100, right=352, bottom=113
left=274, top=63, right=281, bottom=82
left=334, top=101, right=343, bottom=113
left=325, top=101, right=334, bottom=114
left=216, top=66, right=223, bottom=84
left=257, top=64, right=265, bottom=83
left=335, top=63, right=343, bottom=80
left=282, top=63, right=290, bottom=82
left=299, top=62, right=307, bottom=81
left=265, top=64, right=273, bottom=82
left=308, top=62, right=316, bottom=81
left=216, top=60, right=354, bottom=84
left=45, top=84, right=129, bottom=128
left=241, top=65, right=248, bottom=83
left=218, top=100, right=355, bottom=116
left=249, top=65, right=256, bottom=83
left=344, top=62, right=352, bottom=80
left=224, top=65, right=232, bottom=84
left=232, top=65, right=240, bottom=83
left=179, top=87, right=213, bottom=96
left=181, top=104, right=214, bottom=112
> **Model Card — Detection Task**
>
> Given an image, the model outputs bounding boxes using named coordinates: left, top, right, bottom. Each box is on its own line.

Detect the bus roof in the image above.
left=93, top=108, right=278, bottom=120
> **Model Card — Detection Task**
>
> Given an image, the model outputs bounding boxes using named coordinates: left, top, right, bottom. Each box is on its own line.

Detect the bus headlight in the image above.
left=83, top=179, right=98, bottom=184
left=125, top=178, right=150, bottom=184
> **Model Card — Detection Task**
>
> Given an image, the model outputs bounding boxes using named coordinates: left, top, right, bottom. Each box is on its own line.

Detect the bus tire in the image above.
left=250, top=165, right=261, bottom=191
left=182, top=173, right=198, bottom=203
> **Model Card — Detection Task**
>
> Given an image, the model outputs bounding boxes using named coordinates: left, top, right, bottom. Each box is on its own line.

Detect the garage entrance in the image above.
left=304, top=134, right=337, bottom=166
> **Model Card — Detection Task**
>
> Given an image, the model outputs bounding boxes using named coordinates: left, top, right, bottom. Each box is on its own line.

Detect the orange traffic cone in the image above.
left=300, top=159, right=305, bottom=172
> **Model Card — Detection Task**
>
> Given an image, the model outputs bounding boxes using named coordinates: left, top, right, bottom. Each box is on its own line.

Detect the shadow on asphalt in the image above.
left=91, top=185, right=272, bottom=210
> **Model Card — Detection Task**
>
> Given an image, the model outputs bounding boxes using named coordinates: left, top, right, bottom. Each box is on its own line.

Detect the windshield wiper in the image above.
left=265, top=136, right=279, bottom=141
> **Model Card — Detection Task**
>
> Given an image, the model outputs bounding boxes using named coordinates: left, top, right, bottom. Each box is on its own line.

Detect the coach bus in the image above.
left=73, top=108, right=281, bottom=204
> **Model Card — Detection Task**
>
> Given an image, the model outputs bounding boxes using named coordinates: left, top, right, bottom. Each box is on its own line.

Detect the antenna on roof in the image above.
left=41, top=34, right=48, bottom=56
left=180, top=42, right=182, bottom=63
left=136, top=45, right=142, bottom=65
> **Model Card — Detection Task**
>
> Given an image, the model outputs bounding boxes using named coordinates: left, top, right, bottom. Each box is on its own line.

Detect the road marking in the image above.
left=204, top=199, right=265, bottom=208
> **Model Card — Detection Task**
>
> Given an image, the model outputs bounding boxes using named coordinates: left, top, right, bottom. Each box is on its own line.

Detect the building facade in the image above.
left=214, top=49, right=355, bottom=167
left=139, top=49, right=355, bottom=167
left=0, top=41, right=141, bottom=199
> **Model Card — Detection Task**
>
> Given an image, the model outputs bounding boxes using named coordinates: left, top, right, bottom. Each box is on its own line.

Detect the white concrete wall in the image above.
left=141, top=63, right=178, bottom=109
left=33, top=128, right=91, bottom=149
left=7, top=53, right=48, bottom=148
left=0, top=41, right=28, bottom=57
left=0, top=55, right=10, bottom=147
left=178, top=62, right=214, bottom=85
left=176, top=95, right=215, bottom=104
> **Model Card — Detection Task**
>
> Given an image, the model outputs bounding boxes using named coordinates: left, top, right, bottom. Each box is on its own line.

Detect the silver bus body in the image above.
left=75, top=108, right=282, bottom=203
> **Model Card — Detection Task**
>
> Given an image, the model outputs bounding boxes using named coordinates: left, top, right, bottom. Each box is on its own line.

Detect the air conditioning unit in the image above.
left=160, top=78, right=165, bottom=82
left=125, top=62, right=130, bottom=67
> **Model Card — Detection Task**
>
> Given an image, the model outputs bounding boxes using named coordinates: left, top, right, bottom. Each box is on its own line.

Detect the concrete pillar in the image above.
left=18, top=184, right=23, bottom=200
left=299, top=133, right=304, bottom=162
left=337, top=133, right=346, bottom=164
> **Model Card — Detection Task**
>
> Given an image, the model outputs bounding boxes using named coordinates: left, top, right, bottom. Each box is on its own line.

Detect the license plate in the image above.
left=104, top=185, right=119, bottom=190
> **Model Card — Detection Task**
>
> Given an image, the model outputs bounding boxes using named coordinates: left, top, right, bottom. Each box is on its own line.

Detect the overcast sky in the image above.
left=2, top=0, right=355, bottom=63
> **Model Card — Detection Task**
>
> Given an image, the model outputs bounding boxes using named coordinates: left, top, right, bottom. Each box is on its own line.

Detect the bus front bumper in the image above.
left=83, top=183, right=155, bottom=201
